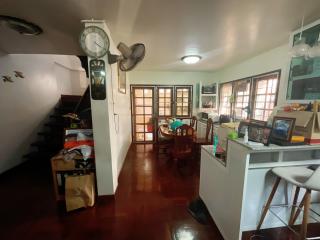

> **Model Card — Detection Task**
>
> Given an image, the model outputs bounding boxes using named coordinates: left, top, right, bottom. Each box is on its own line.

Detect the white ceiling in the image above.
left=1, top=0, right=320, bottom=71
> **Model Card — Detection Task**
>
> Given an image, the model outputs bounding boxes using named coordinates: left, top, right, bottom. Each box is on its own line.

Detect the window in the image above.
left=175, top=87, right=192, bottom=117
left=131, top=85, right=193, bottom=143
left=158, top=87, right=173, bottom=117
left=218, top=70, right=280, bottom=121
left=219, top=83, right=233, bottom=115
left=252, top=74, right=279, bottom=121
left=234, top=79, right=251, bottom=120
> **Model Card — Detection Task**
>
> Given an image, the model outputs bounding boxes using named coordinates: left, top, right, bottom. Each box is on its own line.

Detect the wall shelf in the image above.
left=198, top=82, right=218, bottom=110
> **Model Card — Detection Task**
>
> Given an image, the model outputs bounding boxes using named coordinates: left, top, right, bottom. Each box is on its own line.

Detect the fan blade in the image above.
left=117, top=42, right=132, bottom=59
left=119, top=43, right=145, bottom=71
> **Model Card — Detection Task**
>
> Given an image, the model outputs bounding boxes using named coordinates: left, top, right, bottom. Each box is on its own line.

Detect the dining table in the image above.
left=158, top=124, right=198, bottom=139
left=158, top=124, right=175, bottom=138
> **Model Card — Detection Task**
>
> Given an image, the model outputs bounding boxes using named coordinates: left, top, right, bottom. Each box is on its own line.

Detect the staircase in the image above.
left=23, top=91, right=89, bottom=163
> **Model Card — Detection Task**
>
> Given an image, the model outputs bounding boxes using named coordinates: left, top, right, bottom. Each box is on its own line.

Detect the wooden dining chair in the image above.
left=172, top=124, right=195, bottom=162
left=193, top=118, right=214, bottom=159
left=157, top=126, right=174, bottom=159
left=190, top=116, right=198, bottom=130
left=194, top=118, right=214, bottom=145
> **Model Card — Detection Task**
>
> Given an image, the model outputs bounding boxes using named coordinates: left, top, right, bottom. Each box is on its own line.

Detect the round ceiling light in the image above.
left=181, top=55, right=201, bottom=64
left=0, top=15, right=43, bottom=35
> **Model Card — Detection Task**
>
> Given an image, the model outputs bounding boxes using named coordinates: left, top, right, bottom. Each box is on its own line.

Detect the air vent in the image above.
left=0, top=15, right=42, bottom=35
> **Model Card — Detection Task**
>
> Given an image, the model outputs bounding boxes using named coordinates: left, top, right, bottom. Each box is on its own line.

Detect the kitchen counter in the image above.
left=199, top=140, right=320, bottom=240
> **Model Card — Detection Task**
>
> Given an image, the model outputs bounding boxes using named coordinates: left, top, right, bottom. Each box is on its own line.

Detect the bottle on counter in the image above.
left=244, top=127, right=249, bottom=144
left=213, top=134, right=219, bottom=153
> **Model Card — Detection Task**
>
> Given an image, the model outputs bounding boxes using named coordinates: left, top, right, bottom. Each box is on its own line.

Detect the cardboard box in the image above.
left=276, top=111, right=320, bottom=144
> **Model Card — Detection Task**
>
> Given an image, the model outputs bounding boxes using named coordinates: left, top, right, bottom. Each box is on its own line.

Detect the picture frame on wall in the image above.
left=118, top=62, right=126, bottom=94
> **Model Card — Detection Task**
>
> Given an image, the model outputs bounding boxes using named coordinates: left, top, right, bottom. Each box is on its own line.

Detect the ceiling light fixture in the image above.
left=289, top=12, right=310, bottom=58
left=181, top=55, right=201, bottom=64
left=0, top=15, right=43, bottom=35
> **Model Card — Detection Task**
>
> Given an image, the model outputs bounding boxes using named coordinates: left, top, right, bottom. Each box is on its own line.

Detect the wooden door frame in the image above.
left=130, top=86, right=156, bottom=144
left=130, top=84, right=193, bottom=144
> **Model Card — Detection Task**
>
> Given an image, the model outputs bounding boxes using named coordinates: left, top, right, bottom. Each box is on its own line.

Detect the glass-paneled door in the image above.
left=131, top=87, right=155, bottom=143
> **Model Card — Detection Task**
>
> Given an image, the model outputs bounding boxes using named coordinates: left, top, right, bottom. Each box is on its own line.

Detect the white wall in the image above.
left=128, top=70, right=213, bottom=113
left=0, top=54, right=87, bottom=174
left=205, top=44, right=290, bottom=106
left=86, top=22, right=131, bottom=195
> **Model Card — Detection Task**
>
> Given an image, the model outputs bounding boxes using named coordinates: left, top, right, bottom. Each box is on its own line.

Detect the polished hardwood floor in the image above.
left=0, top=144, right=318, bottom=240
left=0, top=144, right=223, bottom=240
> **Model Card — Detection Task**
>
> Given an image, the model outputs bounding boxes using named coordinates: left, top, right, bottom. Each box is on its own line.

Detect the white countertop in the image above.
left=230, top=138, right=320, bottom=153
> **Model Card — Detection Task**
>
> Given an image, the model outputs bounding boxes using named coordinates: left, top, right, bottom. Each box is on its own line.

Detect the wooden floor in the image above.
left=0, top=144, right=318, bottom=240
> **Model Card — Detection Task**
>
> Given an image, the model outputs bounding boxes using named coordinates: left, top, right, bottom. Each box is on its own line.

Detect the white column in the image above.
left=83, top=20, right=116, bottom=195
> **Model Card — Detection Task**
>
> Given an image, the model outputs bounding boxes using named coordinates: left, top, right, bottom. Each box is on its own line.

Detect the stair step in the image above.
left=60, top=95, right=82, bottom=105
left=49, top=114, right=63, bottom=119
left=23, top=151, right=56, bottom=159
left=38, top=131, right=63, bottom=137
left=44, top=122, right=66, bottom=128
left=54, top=106, right=75, bottom=114
left=31, top=141, right=62, bottom=150
left=31, top=139, right=61, bottom=146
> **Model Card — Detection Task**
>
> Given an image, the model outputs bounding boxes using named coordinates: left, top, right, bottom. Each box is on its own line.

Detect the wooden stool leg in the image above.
left=257, top=177, right=281, bottom=230
left=289, top=186, right=301, bottom=226
left=300, top=189, right=311, bottom=240
left=291, top=192, right=307, bottom=226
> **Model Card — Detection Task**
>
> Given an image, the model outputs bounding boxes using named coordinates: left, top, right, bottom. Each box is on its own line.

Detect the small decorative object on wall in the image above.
left=271, top=117, right=296, bottom=142
left=89, top=59, right=106, bottom=100
left=248, top=124, right=272, bottom=146
left=2, top=75, right=14, bottom=83
left=118, top=62, right=126, bottom=94
left=202, top=83, right=216, bottom=94
left=14, top=71, right=24, bottom=78
left=287, top=20, right=320, bottom=100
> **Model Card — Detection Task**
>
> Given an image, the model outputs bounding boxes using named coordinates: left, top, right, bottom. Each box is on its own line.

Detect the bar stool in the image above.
left=257, top=166, right=320, bottom=240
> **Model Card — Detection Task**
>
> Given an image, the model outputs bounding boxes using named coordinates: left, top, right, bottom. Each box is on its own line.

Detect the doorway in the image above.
left=131, top=86, right=155, bottom=143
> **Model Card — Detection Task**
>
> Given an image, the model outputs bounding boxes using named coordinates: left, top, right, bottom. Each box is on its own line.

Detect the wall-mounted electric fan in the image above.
left=108, top=42, right=145, bottom=71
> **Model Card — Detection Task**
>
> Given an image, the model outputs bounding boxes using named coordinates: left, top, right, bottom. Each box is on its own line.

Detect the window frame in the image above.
left=131, top=84, right=193, bottom=120
left=174, top=86, right=193, bottom=118
left=251, top=72, right=280, bottom=121
left=157, top=86, right=174, bottom=117
left=219, top=82, right=233, bottom=116
left=233, top=78, right=252, bottom=120
left=218, top=70, right=281, bottom=121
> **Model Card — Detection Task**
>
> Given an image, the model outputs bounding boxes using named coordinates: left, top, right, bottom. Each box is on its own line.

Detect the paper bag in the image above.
left=65, top=173, right=95, bottom=212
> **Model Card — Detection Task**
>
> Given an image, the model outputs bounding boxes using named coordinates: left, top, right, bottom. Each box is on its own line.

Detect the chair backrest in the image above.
left=174, top=124, right=194, bottom=155
left=175, top=124, right=194, bottom=137
left=190, top=116, right=197, bottom=130
left=304, top=166, right=320, bottom=191
left=205, top=118, right=214, bottom=143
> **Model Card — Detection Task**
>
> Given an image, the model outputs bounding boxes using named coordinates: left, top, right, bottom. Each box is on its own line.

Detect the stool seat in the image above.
left=258, top=165, right=320, bottom=240
left=272, top=166, right=314, bottom=188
